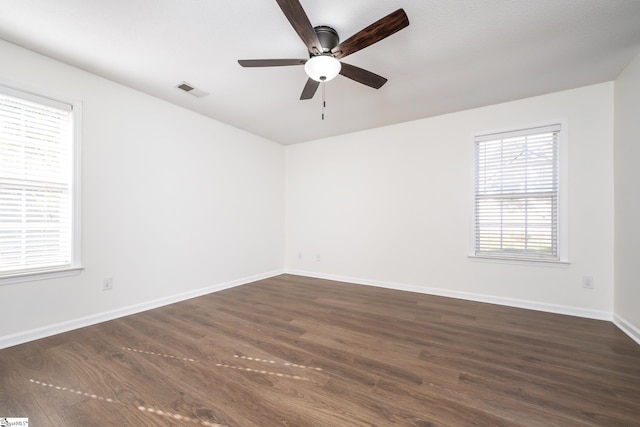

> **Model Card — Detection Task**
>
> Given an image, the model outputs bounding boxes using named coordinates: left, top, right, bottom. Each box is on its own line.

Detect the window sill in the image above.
left=468, top=255, right=570, bottom=268
left=0, top=266, right=84, bottom=286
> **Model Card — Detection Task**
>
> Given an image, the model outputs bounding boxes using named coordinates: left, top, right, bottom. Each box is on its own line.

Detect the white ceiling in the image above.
left=1, top=0, right=640, bottom=145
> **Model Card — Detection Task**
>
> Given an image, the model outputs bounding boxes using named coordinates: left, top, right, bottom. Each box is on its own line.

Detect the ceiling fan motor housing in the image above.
left=314, top=25, right=339, bottom=53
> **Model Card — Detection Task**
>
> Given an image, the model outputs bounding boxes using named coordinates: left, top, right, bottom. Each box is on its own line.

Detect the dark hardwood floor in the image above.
left=1, top=274, right=639, bottom=426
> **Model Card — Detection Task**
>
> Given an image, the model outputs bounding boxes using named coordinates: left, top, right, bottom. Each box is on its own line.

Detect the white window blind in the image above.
left=0, top=86, right=76, bottom=276
left=474, top=124, right=560, bottom=260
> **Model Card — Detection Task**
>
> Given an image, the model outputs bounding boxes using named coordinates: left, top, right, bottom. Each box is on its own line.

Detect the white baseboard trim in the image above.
left=613, top=314, right=640, bottom=346
left=0, top=269, right=285, bottom=350
left=6, top=269, right=637, bottom=350
left=285, top=269, right=613, bottom=321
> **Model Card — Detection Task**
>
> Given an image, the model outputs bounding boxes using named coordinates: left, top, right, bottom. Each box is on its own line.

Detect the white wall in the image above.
left=286, top=83, right=615, bottom=318
left=614, top=51, right=640, bottom=342
left=0, top=40, right=285, bottom=347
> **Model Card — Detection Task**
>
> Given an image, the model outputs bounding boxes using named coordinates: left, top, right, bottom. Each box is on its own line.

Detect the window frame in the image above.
left=0, top=81, right=83, bottom=285
left=469, top=120, right=569, bottom=266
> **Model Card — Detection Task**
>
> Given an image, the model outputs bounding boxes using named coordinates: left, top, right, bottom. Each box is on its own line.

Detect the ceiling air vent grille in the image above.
left=175, top=81, right=209, bottom=98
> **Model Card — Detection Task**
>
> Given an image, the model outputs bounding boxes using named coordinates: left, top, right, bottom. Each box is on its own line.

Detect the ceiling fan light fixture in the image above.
left=304, top=55, right=341, bottom=82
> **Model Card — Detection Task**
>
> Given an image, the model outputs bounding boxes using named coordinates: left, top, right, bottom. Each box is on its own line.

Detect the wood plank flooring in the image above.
left=1, top=274, right=639, bottom=426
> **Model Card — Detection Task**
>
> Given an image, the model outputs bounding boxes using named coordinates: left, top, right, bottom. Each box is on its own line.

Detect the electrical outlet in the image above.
left=103, top=277, right=113, bottom=291
left=582, top=276, right=594, bottom=290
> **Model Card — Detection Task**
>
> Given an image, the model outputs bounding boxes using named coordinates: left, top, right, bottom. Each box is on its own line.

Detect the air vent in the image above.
left=175, top=81, right=209, bottom=98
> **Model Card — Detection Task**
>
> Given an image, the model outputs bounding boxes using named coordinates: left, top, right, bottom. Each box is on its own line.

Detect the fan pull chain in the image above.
left=321, top=82, right=326, bottom=120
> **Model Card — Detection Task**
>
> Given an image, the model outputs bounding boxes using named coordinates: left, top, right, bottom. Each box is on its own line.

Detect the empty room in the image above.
left=1, top=1, right=640, bottom=425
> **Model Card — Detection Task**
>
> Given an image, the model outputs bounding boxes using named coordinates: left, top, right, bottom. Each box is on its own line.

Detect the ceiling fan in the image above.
left=238, top=0, right=409, bottom=100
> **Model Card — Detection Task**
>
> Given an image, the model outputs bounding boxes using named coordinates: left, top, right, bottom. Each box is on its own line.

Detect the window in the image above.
left=472, top=124, right=563, bottom=262
left=0, top=84, right=82, bottom=284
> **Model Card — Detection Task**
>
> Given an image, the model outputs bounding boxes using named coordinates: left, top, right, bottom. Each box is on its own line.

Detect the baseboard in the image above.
left=0, top=269, right=285, bottom=350
left=6, top=269, right=635, bottom=350
left=613, top=314, right=640, bottom=346
left=285, top=269, right=613, bottom=321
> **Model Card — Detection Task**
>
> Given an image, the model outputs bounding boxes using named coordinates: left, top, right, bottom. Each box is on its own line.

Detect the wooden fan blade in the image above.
left=339, top=62, right=387, bottom=89
left=300, top=78, right=320, bottom=100
left=275, top=0, right=322, bottom=53
left=331, top=9, right=409, bottom=59
left=238, top=59, right=306, bottom=67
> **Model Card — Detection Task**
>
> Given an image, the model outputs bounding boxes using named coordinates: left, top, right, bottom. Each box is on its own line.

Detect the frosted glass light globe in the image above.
left=304, top=55, right=341, bottom=82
